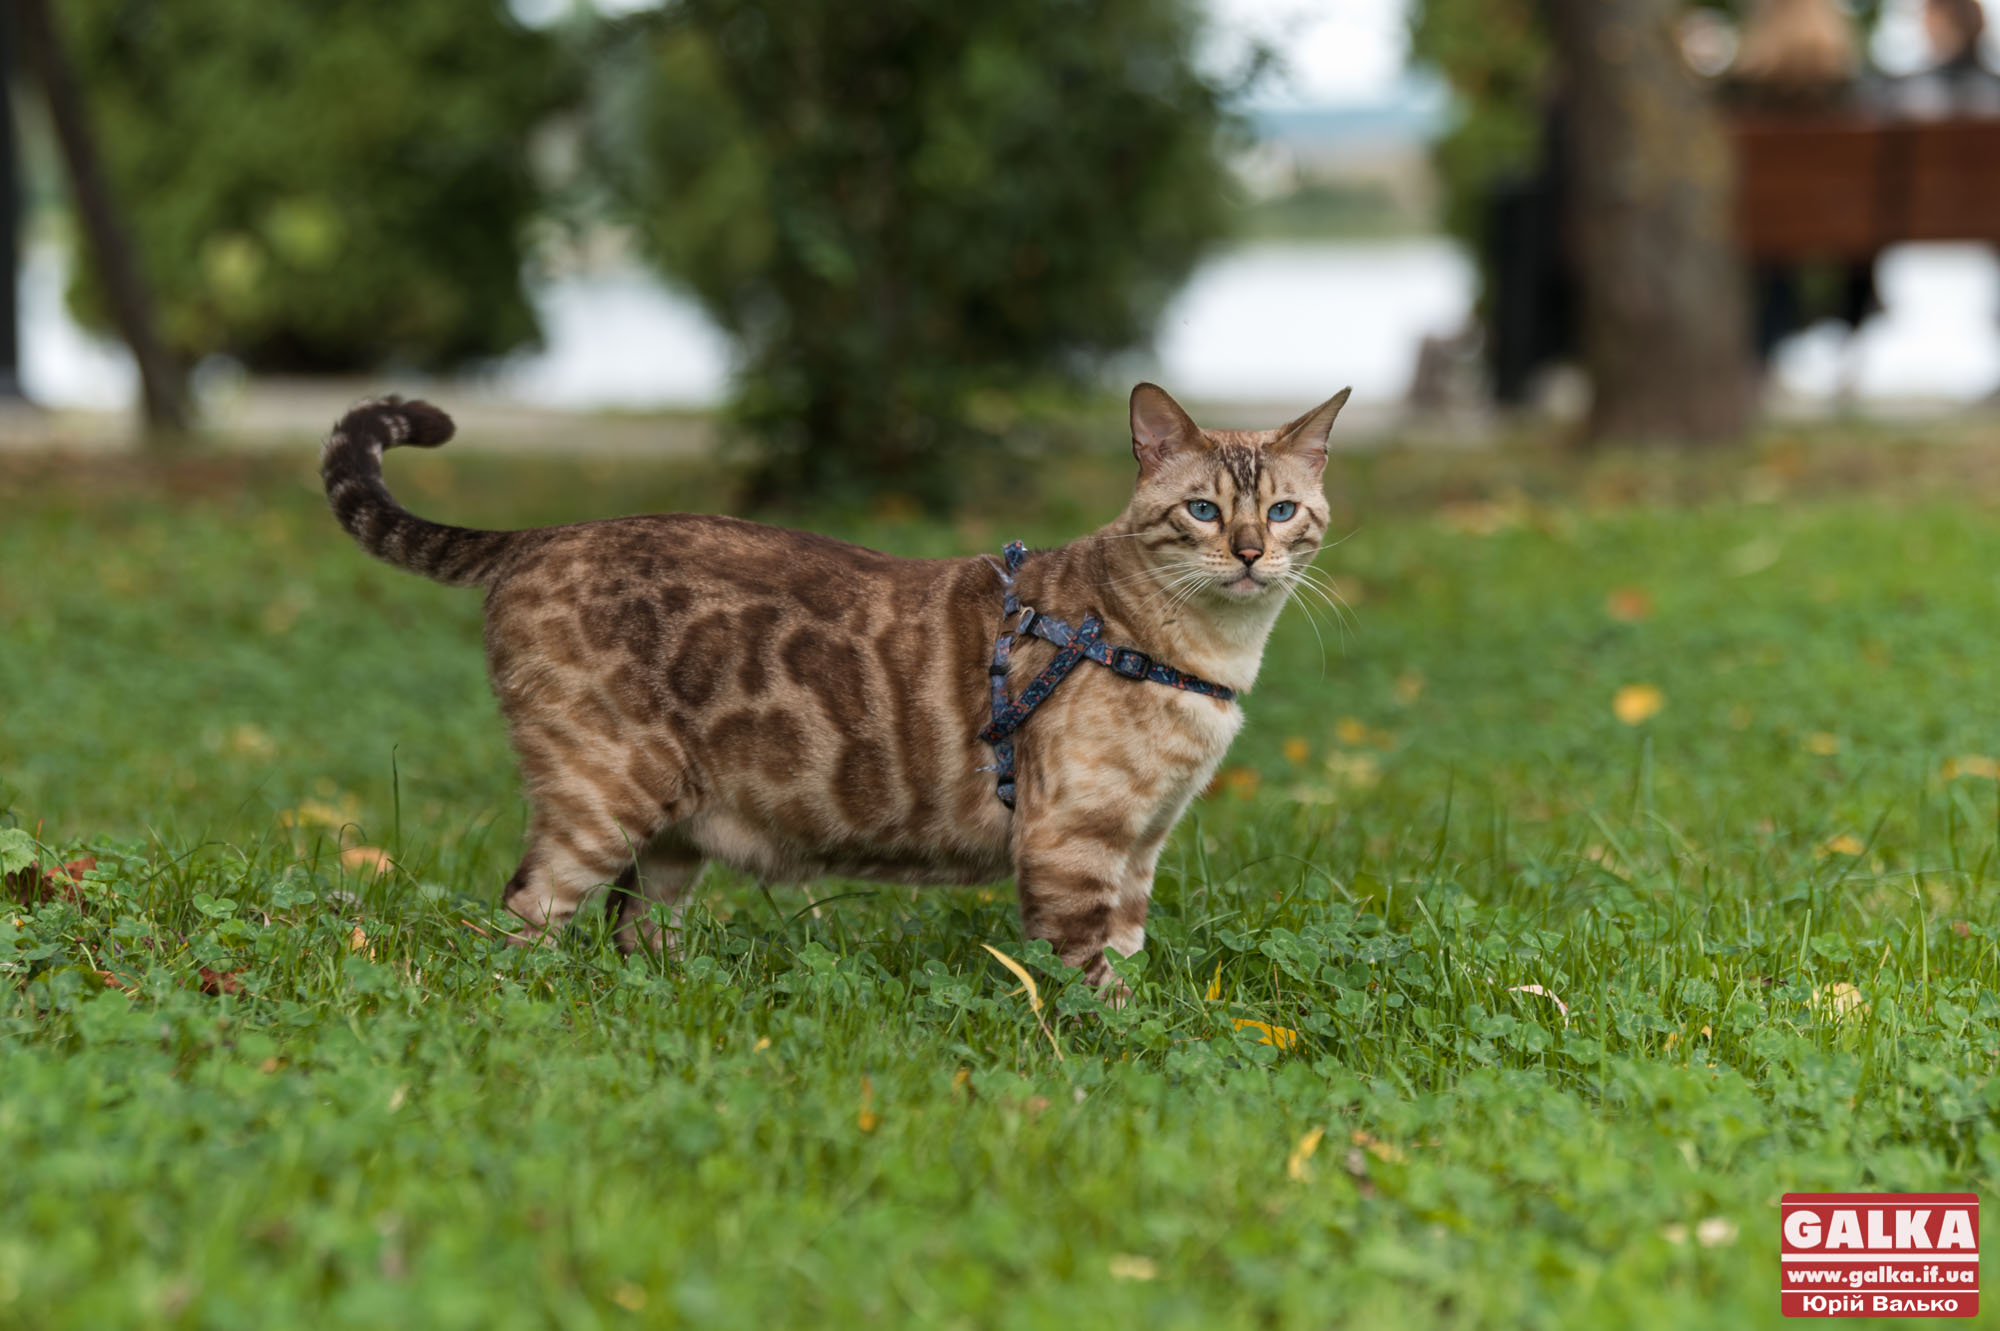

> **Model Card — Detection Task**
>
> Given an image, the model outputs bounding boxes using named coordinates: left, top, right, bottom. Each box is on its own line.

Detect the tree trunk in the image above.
left=15, top=0, right=191, bottom=438
left=0, top=4, right=22, bottom=400
left=1551, top=0, right=1750, bottom=445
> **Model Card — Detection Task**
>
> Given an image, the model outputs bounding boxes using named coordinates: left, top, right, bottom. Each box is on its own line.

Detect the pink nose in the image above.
left=1235, top=546, right=1262, bottom=565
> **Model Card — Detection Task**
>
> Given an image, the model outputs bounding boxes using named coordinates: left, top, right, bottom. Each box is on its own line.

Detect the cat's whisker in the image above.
left=1299, top=588, right=1355, bottom=648
left=1280, top=580, right=1332, bottom=675
left=1281, top=568, right=1355, bottom=643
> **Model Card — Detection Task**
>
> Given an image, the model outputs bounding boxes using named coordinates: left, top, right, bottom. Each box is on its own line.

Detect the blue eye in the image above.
left=1186, top=499, right=1221, bottom=523
left=1267, top=501, right=1298, bottom=522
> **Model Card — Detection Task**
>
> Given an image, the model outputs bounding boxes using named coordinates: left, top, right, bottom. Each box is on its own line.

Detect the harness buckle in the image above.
left=1111, top=647, right=1152, bottom=680
left=1016, top=606, right=1039, bottom=637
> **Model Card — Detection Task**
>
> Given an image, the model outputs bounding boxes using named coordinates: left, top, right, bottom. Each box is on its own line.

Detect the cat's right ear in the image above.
left=1130, top=383, right=1206, bottom=477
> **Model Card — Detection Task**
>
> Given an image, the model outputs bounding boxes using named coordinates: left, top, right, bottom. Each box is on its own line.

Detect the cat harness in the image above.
left=978, top=540, right=1236, bottom=808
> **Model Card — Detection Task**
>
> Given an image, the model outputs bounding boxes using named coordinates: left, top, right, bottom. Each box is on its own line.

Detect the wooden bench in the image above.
left=1730, top=114, right=2000, bottom=260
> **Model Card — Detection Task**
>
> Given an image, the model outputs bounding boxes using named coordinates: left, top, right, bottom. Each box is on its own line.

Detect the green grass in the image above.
left=5, top=428, right=2000, bottom=1329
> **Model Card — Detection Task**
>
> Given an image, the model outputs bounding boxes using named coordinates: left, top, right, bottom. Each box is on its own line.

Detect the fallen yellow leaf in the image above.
left=1205, top=766, right=1261, bottom=799
left=981, top=943, right=1064, bottom=1062
left=1811, top=982, right=1867, bottom=1023
left=1282, top=736, right=1310, bottom=765
left=1350, top=1129, right=1407, bottom=1163
left=1821, top=833, right=1866, bottom=858
left=226, top=723, right=275, bottom=758
left=278, top=796, right=362, bottom=831
left=1943, top=755, right=2000, bottom=781
left=1696, top=1217, right=1739, bottom=1248
left=1232, top=1018, right=1299, bottom=1050
left=1287, top=1126, right=1325, bottom=1181
left=857, top=1075, right=880, bottom=1133
left=1804, top=732, right=1842, bottom=756
left=1613, top=684, right=1666, bottom=725
left=346, top=925, right=375, bottom=959
left=1205, top=963, right=1223, bottom=1003
left=982, top=943, right=1041, bottom=1013
left=1506, top=982, right=1570, bottom=1026
left=1325, top=751, right=1382, bottom=790
left=1336, top=717, right=1371, bottom=746
left=610, top=1284, right=647, bottom=1312
left=1108, top=1254, right=1157, bottom=1282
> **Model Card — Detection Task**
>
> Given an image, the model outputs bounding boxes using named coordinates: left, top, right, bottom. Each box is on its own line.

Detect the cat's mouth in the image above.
left=1217, top=569, right=1270, bottom=599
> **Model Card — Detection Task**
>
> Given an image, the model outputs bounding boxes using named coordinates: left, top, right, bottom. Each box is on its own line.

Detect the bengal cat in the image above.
left=321, top=383, right=1349, bottom=990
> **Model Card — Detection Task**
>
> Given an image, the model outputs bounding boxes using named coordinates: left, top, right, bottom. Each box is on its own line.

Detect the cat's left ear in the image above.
left=1271, top=388, right=1352, bottom=471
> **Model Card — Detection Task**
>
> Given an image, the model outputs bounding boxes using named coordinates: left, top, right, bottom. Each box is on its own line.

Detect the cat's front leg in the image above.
left=1012, top=806, right=1151, bottom=998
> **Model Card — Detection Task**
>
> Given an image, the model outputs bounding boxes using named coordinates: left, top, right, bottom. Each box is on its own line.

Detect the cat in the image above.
left=321, top=383, right=1349, bottom=990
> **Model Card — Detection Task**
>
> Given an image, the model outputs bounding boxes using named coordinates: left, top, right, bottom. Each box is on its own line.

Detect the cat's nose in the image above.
left=1234, top=545, right=1263, bottom=566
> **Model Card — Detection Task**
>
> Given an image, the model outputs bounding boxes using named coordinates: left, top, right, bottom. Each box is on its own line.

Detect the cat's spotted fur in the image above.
left=321, top=384, right=1349, bottom=986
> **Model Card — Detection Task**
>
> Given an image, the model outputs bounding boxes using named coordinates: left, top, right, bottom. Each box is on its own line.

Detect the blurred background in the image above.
left=0, top=0, right=1996, bottom=501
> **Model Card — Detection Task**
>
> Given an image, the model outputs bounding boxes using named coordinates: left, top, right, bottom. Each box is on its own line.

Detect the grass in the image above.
left=5, top=421, right=2000, bottom=1328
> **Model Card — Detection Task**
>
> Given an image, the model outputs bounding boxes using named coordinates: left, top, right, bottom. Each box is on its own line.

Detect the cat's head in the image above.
left=1122, top=382, right=1351, bottom=606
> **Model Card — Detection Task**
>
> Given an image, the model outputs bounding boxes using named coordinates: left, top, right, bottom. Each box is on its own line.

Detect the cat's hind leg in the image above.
left=501, top=731, right=700, bottom=944
left=501, top=812, right=642, bottom=943
left=612, top=832, right=705, bottom=957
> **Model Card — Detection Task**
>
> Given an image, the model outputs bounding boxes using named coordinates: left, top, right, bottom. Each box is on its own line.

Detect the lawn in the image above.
left=4, top=421, right=2000, bottom=1329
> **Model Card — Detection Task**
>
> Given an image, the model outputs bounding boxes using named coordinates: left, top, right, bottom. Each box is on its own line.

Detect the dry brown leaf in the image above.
left=340, top=846, right=394, bottom=876
left=198, top=967, right=244, bottom=996
left=1605, top=587, right=1655, bottom=623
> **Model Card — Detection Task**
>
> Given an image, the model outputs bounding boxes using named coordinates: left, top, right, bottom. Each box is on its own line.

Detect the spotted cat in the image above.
left=320, top=383, right=1349, bottom=987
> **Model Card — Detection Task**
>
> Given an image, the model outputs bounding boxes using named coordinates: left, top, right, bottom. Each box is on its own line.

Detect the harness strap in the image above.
left=977, top=541, right=1236, bottom=809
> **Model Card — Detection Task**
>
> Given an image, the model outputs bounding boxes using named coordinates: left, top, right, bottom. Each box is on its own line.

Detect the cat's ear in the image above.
left=1271, top=388, right=1352, bottom=471
left=1130, top=383, right=1207, bottom=476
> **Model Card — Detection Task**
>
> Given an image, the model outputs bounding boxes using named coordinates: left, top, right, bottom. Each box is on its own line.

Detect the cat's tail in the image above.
left=321, top=398, right=517, bottom=588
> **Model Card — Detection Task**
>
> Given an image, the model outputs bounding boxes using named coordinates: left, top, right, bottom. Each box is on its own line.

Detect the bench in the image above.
left=1730, top=113, right=2000, bottom=259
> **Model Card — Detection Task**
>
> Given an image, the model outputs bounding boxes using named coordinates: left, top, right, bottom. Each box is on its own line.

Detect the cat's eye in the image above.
left=1186, top=499, right=1221, bottom=523
left=1267, top=501, right=1298, bottom=522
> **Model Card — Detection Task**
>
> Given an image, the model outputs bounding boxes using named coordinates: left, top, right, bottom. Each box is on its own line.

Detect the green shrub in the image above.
left=63, top=0, right=572, bottom=372
left=592, top=0, right=1242, bottom=505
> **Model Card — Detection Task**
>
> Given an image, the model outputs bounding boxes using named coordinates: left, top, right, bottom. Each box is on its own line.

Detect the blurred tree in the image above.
left=1411, top=0, right=1886, bottom=263
left=592, top=0, right=1242, bottom=505
left=61, top=0, right=571, bottom=374
left=17, top=0, right=190, bottom=435
left=1552, top=0, right=1750, bottom=443
left=1408, top=0, right=1551, bottom=263
left=1416, top=0, right=1773, bottom=440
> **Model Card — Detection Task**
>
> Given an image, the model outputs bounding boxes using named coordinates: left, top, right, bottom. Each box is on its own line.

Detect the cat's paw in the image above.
left=1082, top=955, right=1133, bottom=1009
left=614, top=902, right=685, bottom=961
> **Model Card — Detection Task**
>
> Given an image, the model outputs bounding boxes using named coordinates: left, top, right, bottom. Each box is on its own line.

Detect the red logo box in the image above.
left=1782, top=1193, right=1979, bottom=1318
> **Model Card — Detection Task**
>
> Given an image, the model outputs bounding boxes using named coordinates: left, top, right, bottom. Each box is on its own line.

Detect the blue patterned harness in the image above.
left=977, top=541, right=1237, bottom=808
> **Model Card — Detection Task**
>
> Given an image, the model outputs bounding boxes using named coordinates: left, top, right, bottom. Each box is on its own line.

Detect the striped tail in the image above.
left=320, top=398, right=515, bottom=587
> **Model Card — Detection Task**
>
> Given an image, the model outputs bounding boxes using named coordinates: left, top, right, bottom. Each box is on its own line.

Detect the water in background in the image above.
left=19, top=237, right=2000, bottom=413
